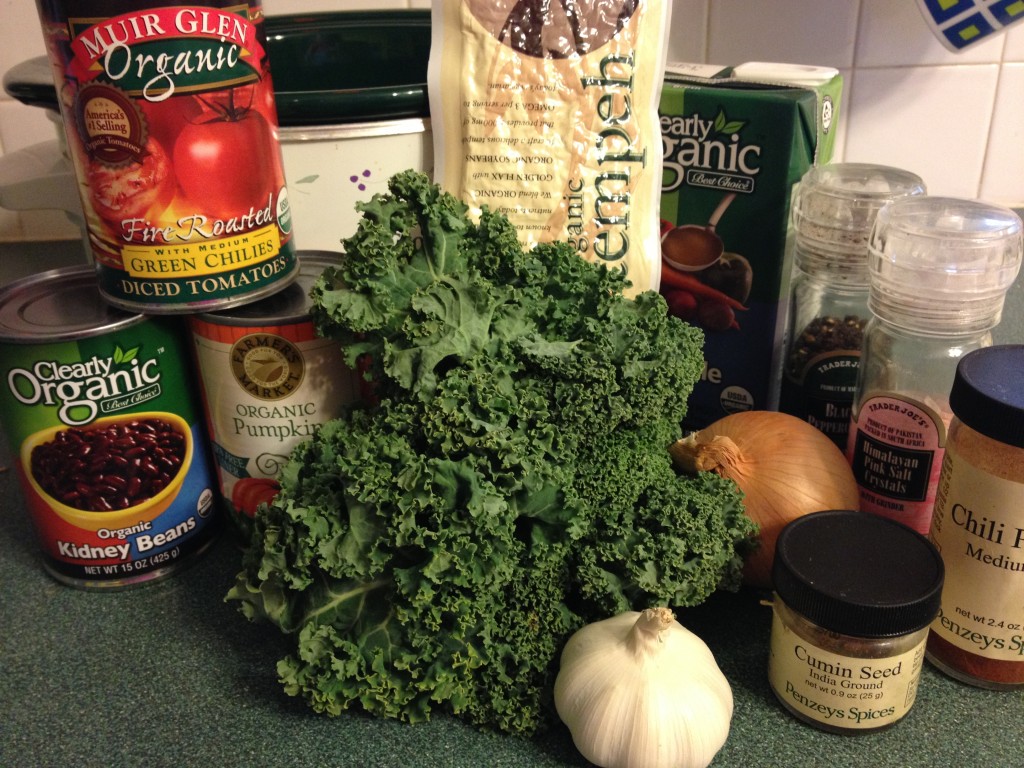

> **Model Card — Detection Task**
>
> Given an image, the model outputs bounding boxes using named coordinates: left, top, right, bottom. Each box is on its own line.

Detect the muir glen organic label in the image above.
left=35, top=1, right=297, bottom=312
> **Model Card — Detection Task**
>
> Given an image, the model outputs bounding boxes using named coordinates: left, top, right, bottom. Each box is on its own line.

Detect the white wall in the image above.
left=1, top=0, right=1021, bottom=241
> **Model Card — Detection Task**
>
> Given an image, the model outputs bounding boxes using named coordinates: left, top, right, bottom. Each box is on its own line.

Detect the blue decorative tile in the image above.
left=943, top=12, right=997, bottom=48
left=989, top=0, right=1024, bottom=26
left=922, top=0, right=977, bottom=24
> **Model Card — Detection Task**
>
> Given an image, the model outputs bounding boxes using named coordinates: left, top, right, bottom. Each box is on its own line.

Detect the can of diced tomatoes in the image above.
left=0, top=265, right=219, bottom=589
left=33, top=0, right=298, bottom=313
left=188, top=252, right=359, bottom=542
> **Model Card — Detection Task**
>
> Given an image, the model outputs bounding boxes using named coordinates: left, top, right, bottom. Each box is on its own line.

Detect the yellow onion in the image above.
left=670, top=411, right=859, bottom=588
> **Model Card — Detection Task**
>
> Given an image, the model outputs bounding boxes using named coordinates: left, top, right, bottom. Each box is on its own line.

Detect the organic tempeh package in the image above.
left=428, top=0, right=671, bottom=297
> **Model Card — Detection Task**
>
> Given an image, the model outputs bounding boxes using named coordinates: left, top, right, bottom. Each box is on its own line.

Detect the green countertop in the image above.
left=1, top=239, right=1023, bottom=768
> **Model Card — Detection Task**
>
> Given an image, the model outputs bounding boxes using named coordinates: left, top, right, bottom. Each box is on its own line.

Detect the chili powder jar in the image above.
left=926, top=345, right=1024, bottom=689
left=768, top=510, right=944, bottom=734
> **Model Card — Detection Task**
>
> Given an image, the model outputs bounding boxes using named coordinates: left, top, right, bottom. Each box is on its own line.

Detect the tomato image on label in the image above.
left=173, top=88, right=278, bottom=220
left=231, top=477, right=280, bottom=518
left=139, top=95, right=204, bottom=153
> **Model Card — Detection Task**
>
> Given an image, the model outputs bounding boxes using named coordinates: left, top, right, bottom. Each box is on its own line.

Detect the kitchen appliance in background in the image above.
left=0, top=11, right=433, bottom=255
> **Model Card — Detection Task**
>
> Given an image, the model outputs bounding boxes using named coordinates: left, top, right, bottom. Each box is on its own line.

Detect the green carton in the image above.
left=658, top=62, right=843, bottom=431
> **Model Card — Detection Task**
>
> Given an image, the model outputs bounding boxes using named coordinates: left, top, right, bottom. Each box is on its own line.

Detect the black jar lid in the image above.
left=949, top=345, right=1024, bottom=449
left=773, top=510, right=944, bottom=638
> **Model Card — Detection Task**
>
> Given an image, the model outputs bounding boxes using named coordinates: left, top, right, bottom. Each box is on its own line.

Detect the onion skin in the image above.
left=670, top=411, right=859, bottom=588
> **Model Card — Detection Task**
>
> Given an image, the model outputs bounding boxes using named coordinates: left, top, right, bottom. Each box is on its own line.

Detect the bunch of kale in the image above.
left=228, top=170, right=755, bottom=734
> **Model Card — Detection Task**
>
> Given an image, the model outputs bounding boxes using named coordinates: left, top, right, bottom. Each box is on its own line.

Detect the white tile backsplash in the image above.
left=0, top=1, right=48, bottom=91
left=264, top=0, right=409, bottom=11
left=0, top=101, right=60, bottom=155
left=856, top=0, right=1007, bottom=66
left=707, top=0, right=860, bottom=68
left=1, top=0, right=1021, bottom=242
left=843, top=64, right=1000, bottom=199
left=1002, top=23, right=1024, bottom=61
left=666, top=0, right=707, bottom=63
left=981, top=63, right=1024, bottom=204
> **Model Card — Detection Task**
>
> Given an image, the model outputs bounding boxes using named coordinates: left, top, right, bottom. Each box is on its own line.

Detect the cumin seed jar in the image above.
left=926, top=345, right=1024, bottom=689
left=768, top=510, right=944, bottom=734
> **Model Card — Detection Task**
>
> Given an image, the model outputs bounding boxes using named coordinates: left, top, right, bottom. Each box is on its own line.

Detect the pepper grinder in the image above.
left=779, top=163, right=925, bottom=449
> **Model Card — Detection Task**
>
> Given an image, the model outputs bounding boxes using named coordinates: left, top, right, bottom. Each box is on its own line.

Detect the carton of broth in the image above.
left=658, top=63, right=843, bottom=431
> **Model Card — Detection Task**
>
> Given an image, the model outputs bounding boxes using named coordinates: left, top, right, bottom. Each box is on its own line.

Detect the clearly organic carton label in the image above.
left=658, top=66, right=841, bottom=430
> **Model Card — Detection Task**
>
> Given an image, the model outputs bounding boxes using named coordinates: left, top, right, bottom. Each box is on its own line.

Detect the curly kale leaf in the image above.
left=228, top=170, right=756, bottom=735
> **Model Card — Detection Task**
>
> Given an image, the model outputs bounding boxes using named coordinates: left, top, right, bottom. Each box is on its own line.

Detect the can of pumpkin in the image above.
left=33, top=0, right=298, bottom=313
left=0, top=266, right=219, bottom=589
left=188, top=252, right=359, bottom=542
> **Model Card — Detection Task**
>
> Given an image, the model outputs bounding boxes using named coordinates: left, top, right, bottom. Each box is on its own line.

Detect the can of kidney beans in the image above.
left=0, top=266, right=219, bottom=588
left=33, top=0, right=298, bottom=313
left=188, top=252, right=359, bottom=542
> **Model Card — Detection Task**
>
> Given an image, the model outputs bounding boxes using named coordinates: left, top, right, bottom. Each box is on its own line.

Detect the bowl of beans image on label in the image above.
left=20, top=411, right=194, bottom=531
left=0, top=265, right=218, bottom=589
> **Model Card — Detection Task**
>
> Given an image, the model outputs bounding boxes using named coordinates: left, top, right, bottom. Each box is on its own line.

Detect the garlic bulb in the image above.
left=554, top=607, right=733, bottom=768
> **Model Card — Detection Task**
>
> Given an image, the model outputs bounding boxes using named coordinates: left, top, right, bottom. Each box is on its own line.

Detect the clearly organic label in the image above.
left=929, top=442, right=1024, bottom=662
left=0, top=317, right=217, bottom=585
left=38, top=1, right=296, bottom=311
left=847, top=393, right=947, bottom=534
left=661, top=108, right=763, bottom=195
left=769, top=611, right=926, bottom=730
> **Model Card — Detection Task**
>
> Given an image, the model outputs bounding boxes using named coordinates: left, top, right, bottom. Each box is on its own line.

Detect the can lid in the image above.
left=773, top=510, right=944, bottom=638
left=0, top=265, right=142, bottom=343
left=949, top=345, right=1024, bottom=449
left=196, top=251, right=341, bottom=325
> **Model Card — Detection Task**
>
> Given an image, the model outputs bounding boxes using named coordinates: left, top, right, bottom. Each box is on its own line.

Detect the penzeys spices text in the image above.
left=926, top=345, right=1024, bottom=689
left=768, top=510, right=943, bottom=734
